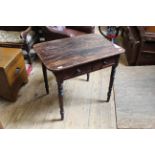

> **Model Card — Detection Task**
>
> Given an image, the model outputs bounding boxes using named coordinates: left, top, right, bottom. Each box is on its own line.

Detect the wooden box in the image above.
left=0, top=48, right=28, bottom=101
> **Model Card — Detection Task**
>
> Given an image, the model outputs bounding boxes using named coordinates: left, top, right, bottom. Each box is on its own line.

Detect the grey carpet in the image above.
left=114, top=65, right=155, bottom=128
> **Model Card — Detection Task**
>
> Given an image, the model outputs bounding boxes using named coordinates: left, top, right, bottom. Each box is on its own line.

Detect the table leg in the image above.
left=86, top=73, right=90, bottom=81
left=106, top=55, right=120, bottom=102
left=42, top=63, right=49, bottom=94
left=106, top=65, right=116, bottom=102
left=57, top=80, right=64, bottom=120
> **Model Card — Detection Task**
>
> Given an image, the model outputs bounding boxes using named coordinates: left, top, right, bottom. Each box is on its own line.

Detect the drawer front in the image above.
left=62, top=63, right=91, bottom=80
left=54, top=56, right=116, bottom=81
left=5, top=53, right=26, bottom=86
left=92, top=57, right=115, bottom=72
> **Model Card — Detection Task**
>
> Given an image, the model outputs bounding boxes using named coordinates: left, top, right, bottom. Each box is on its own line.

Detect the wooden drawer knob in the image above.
left=76, top=69, right=81, bottom=73
left=103, top=61, right=108, bottom=65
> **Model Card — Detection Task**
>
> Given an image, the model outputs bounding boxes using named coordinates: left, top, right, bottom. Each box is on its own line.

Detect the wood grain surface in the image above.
left=34, top=34, right=124, bottom=71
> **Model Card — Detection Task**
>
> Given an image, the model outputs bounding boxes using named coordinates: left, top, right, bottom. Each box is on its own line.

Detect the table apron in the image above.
left=53, top=56, right=117, bottom=81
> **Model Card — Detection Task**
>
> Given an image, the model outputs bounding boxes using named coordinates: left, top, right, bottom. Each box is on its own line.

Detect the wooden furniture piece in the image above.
left=0, top=47, right=28, bottom=101
left=145, top=26, right=155, bottom=32
left=38, top=26, right=95, bottom=41
left=0, top=26, right=39, bottom=64
left=122, top=26, right=155, bottom=65
left=34, top=34, right=124, bottom=120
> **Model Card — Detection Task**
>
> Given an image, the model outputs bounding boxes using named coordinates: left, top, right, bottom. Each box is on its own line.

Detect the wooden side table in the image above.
left=34, top=34, right=124, bottom=120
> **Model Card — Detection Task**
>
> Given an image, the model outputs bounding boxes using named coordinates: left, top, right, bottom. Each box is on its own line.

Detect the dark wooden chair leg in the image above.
left=57, top=80, right=64, bottom=120
left=25, top=47, right=32, bottom=65
left=27, top=53, right=32, bottom=65
left=86, top=73, right=90, bottom=81
left=42, top=63, right=49, bottom=94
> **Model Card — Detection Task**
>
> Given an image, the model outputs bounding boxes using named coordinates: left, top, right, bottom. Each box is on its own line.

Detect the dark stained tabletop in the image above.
left=34, top=34, right=124, bottom=71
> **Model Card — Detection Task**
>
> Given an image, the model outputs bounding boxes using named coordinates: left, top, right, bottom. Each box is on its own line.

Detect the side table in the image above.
left=34, top=34, right=124, bottom=120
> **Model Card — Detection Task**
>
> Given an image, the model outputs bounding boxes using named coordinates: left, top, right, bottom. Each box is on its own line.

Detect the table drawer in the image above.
left=57, top=57, right=116, bottom=80
left=5, top=53, right=26, bottom=86
left=92, top=57, right=115, bottom=72
left=62, top=63, right=91, bottom=80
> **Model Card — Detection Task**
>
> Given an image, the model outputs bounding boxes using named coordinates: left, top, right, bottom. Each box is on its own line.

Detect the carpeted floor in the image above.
left=114, top=63, right=155, bottom=129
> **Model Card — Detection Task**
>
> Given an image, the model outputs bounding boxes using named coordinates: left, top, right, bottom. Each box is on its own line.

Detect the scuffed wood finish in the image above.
left=34, top=34, right=124, bottom=120
left=34, top=34, right=124, bottom=71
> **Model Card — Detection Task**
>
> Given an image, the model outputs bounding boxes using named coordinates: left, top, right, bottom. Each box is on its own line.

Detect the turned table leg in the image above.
left=42, top=63, right=49, bottom=94
left=57, top=80, right=64, bottom=120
